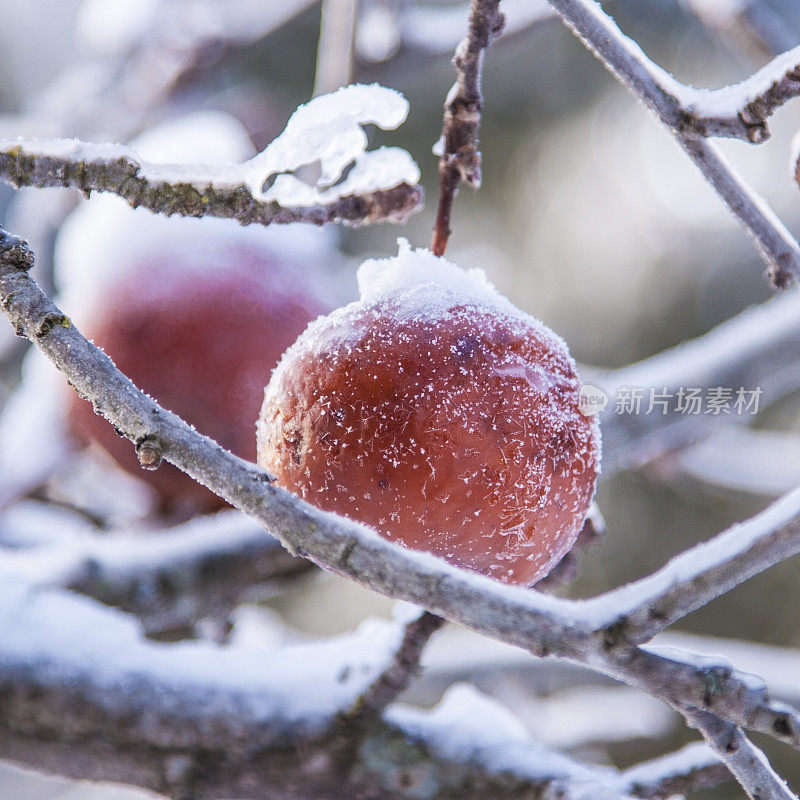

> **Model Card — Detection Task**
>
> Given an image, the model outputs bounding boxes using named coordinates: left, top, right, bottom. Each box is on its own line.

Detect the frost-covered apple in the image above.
left=68, top=248, right=330, bottom=514
left=257, top=242, right=601, bottom=585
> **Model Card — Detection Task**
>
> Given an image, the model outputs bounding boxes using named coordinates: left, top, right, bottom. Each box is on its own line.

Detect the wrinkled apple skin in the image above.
left=257, top=299, right=600, bottom=585
left=69, top=249, right=329, bottom=515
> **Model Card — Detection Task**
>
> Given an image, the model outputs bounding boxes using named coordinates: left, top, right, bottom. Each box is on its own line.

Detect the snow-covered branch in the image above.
left=588, top=488, right=800, bottom=643
left=597, top=288, right=800, bottom=473
left=616, top=742, right=730, bottom=799
left=2, top=225, right=799, bottom=782
left=0, top=138, right=420, bottom=229
left=0, top=577, right=675, bottom=800
left=545, top=0, right=800, bottom=287
left=683, top=709, right=796, bottom=800
left=0, top=85, right=423, bottom=230
left=0, top=510, right=309, bottom=635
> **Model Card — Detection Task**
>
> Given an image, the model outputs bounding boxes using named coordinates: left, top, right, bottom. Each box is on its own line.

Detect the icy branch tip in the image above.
left=245, top=84, right=420, bottom=206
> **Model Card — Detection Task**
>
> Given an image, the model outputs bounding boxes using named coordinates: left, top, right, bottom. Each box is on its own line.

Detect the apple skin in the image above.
left=257, top=294, right=601, bottom=586
left=68, top=247, right=329, bottom=516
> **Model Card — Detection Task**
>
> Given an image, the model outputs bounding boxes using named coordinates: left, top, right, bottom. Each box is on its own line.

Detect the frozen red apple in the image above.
left=257, top=242, right=601, bottom=585
left=67, top=246, right=330, bottom=515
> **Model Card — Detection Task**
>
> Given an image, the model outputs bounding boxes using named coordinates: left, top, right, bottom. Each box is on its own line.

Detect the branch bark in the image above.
left=685, top=709, right=796, bottom=800
left=545, top=0, right=800, bottom=287
left=431, top=0, right=504, bottom=256
left=0, top=139, right=422, bottom=229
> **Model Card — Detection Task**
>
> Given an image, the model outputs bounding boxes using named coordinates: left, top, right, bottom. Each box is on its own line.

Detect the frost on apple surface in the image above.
left=245, top=83, right=420, bottom=206
left=258, top=241, right=601, bottom=586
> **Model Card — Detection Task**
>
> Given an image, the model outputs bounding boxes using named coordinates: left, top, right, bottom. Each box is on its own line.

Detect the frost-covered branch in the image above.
left=2, top=226, right=800, bottom=781
left=597, top=288, right=800, bottom=473
left=616, top=742, right=730, bottom=799
left=545, top=0, right=800, bottom=287
left=0, top=510, right=309, bottom=635
left=0, top=139, right=420, bottom=230
left=588, top=489, right=800, bottom=643
left=604, top=645, right=800, bottom=751
left=431, top=0, right=504, bottom=256
left=0, top=578, right=651, bottom=800
left=0, top=84, right=422, bottom=232
left=683, top=709, right=796, bottom=800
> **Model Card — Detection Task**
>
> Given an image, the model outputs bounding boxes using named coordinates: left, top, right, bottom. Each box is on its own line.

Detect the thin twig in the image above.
left=617, top=741, right=730, bottom=799
left=314, top=0, right=358, bottom=95
left=0, top=139, right=422, bottom=228
left=545, top=0, right=800, bottom=287
left=431, top=0, right=504, bottom=256
left=346, top=611, right=445, bottom=723
left=685, top=709, right=797, bottom=800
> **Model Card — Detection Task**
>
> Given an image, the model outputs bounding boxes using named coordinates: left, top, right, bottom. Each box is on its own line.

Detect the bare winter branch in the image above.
left=431, top=0, right=504, bottom=256
left=684, top=709, right=797, bottom=800
left=2, top=226, right=800, bottom=780
left=545, top=0, right=800, bottom=287
left=0, top=139, right=422, bottom=229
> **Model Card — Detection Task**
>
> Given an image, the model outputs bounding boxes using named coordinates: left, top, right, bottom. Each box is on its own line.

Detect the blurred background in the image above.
left=2, top=1, right=800, bottom=797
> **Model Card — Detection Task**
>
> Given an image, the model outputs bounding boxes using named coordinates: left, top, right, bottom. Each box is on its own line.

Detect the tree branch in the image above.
left=596, top=287, right=800, bottom=474
left=0, top=509, right=310, bottom=636
left=0, top=579, right=646, bottom=800
left=684, top=709, right=797, bottom=800
left=431, top=0, right=504, bottom=256
left=2, top=226, right=800, bottom=772
left=545, top=0, right=800, bottom=287
left=617, top=741, right=730, bottom=799
left=0, top=139, right=422, bottom=229
left=586, top=488, right=800, bottom=643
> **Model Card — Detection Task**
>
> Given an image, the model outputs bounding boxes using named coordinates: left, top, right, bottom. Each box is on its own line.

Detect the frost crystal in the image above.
left=245, top=83, right=420, bottom=205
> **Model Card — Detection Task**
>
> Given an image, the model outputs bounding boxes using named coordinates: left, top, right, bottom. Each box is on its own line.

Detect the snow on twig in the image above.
left=616, top=741, right=730, bottom=799
left=596, top=287, right=800, bottom=473
left=0, top=576, right=674, bottom=800
left=0, top=85, right=422, bottom=229
left=545, top=0, right=800, bottom=287
left=684, top=709, right=796, bottom=800
left=0, top=509, right=309, bottom=634
left=585, top=488, right=800, bottom=642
